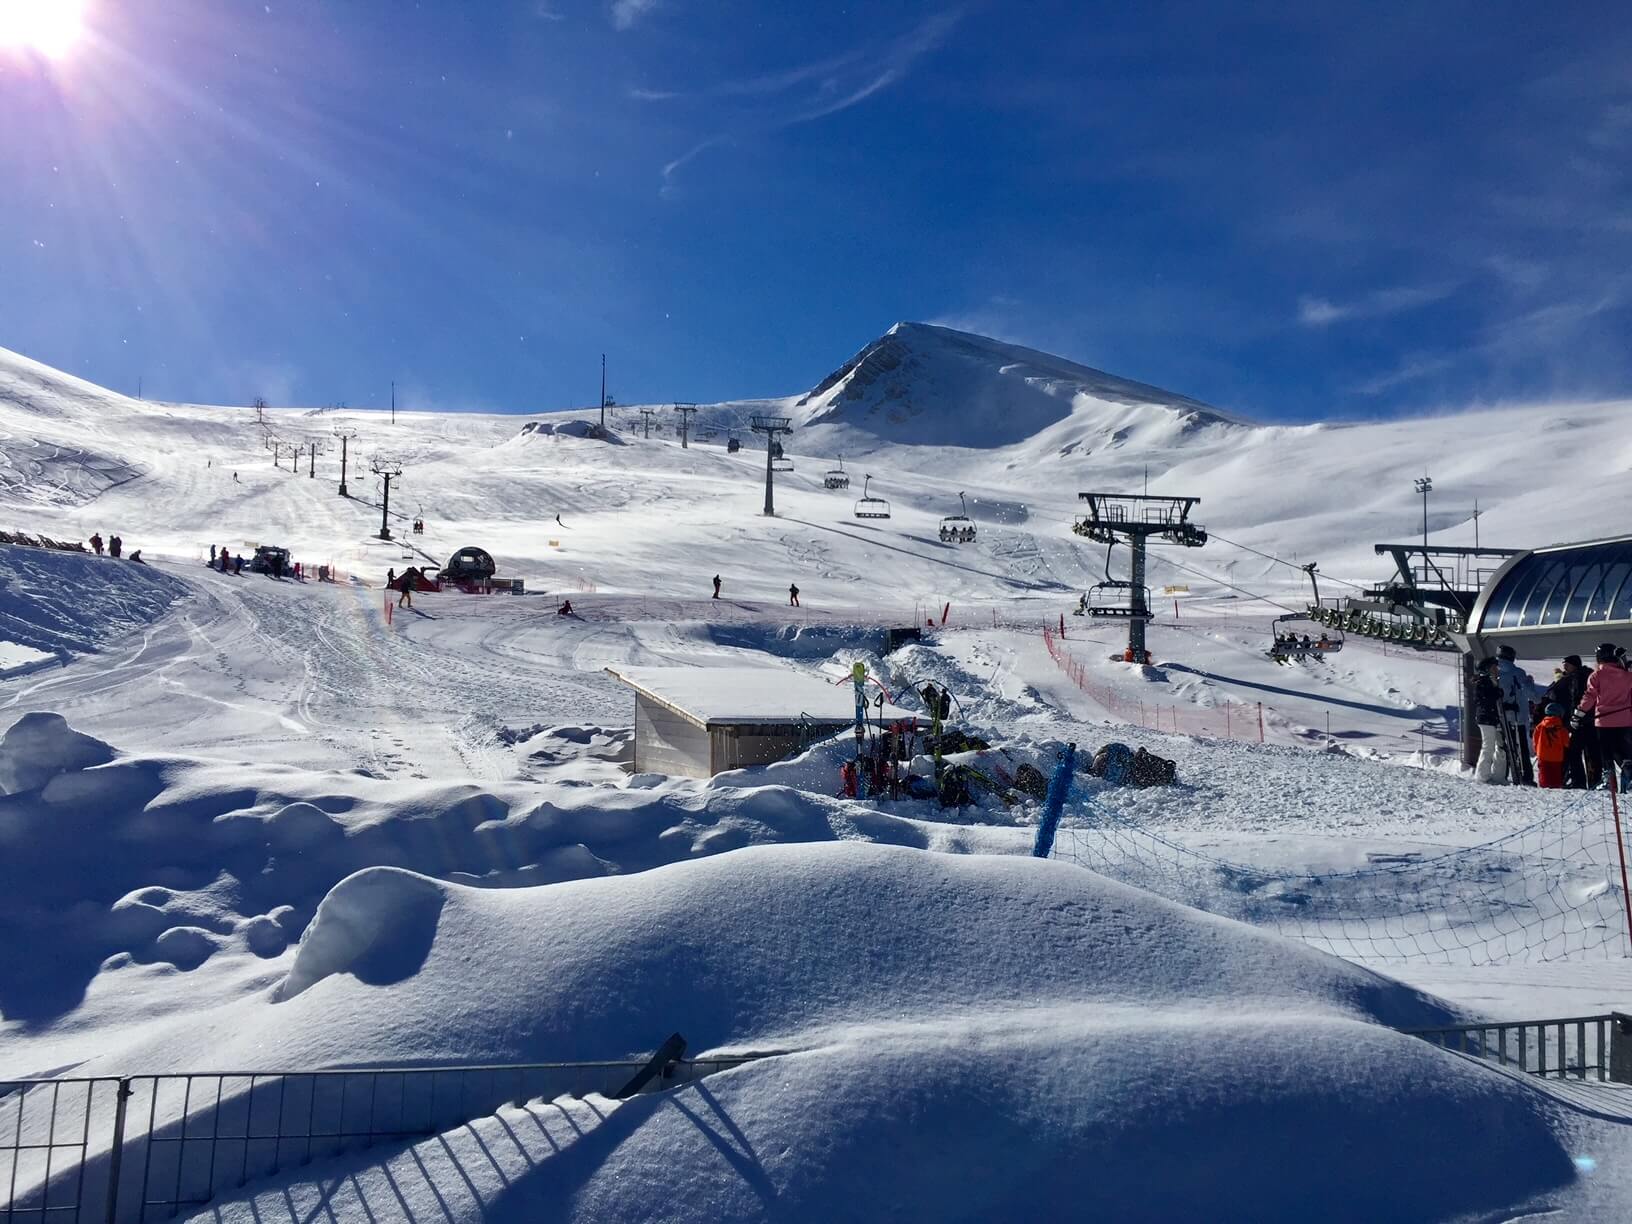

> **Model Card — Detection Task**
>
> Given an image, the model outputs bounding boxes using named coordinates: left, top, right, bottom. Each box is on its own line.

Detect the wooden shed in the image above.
left=605, top=665, right=920, bottom=779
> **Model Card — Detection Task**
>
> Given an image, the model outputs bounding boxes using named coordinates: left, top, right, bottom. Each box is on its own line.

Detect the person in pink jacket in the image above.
left=1575, top=643, right=1632, bottom=792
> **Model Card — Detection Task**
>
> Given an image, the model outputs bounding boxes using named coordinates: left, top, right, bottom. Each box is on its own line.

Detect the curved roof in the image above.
left=1465, top=535, right=1632, bottom=658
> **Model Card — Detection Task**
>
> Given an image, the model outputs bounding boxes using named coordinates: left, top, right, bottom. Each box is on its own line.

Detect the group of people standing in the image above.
left=89, top=532, right=144, bottom=563
left=1475, top=644, right=1632, bottom=791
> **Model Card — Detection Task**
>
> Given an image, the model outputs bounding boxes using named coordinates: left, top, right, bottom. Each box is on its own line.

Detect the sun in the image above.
left=0, top=0, right=85, bottom=60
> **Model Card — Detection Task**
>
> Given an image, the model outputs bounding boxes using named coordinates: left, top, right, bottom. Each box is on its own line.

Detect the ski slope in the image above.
left=4, top=328, right=1632, bottom=1220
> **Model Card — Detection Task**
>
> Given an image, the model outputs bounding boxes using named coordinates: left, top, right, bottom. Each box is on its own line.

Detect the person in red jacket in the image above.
left=1576, top=644, right=1632, bottom=791
left=1532, top=703, right=1569, bottom=789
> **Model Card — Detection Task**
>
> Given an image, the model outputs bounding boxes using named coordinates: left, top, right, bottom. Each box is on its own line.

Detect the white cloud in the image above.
left=1297, top=283, right=1456, bottom=329
left=610, top=0, right=658, bottom=31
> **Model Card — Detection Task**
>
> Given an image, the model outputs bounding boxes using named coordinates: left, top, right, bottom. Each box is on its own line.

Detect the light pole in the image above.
left=1415, top=475, right=1432, bottom=552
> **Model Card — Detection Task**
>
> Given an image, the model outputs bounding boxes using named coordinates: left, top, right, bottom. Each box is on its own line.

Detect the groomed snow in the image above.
left=605, top=663, right=920, bottom=726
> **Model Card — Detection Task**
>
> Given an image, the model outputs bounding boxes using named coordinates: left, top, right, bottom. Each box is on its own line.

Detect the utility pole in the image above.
left=638, top=408, right=655, bottom=439
left=137, top=376, right=142, bottom=400
left=675, top=403, right=697, bottom=448
left=1415, top=474, right=1433, bottom=553
left=1471, top=498, right=1481, bottom=550
left=391, top=381, right=396, bottom=426
left=370, top=455, right=404, bottom=541
left=333, top=426, right=357, bottom=497
left=270, top=439, right=284, bottom=468
left=600, top=354, right=607, bottom=431
left=307, top=439, right=322, bottom=477
left=290, top=441, right=306, bottom=474
left=750, top=414, right=792, bottom=516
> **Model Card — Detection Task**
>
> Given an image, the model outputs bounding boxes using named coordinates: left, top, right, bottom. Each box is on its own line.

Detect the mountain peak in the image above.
left=793, top=322, right=1242, bottom=449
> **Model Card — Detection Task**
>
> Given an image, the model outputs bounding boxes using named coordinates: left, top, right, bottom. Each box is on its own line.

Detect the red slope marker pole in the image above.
left=1611, top=770, right=1632, bottom=956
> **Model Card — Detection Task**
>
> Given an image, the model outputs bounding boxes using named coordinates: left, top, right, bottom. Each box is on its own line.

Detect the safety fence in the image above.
left=1406, top=1014, right=1631, bottom=1082
left=1043, top=624, right=1269, bottom=742
left=1052, top=785, right=1632, bottom=966
left=0, top=1050, right=761, bottom=1223
left=1040, top=623, right=1459, bottom=750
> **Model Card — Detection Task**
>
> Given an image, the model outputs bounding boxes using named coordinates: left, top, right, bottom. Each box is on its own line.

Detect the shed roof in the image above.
left=605, top=665, right=920, bottom=728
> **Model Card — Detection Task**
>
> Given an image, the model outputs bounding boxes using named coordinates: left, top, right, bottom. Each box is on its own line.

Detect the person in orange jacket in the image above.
left=1533, top=702, right=1570, bottom=789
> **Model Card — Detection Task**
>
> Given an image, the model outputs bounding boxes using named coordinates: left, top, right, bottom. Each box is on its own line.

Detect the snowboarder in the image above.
left=398, top=568, right=415, bottom=608
left=1532, top=704, right=1569, bottom=789
left=789, top=583, right=800, bottom=608
left=712, top=574, right=721, bottom=600
left=108, top=535, right=122, bottom=559
left=128, top=549, right=145, bottom=564
left=1473, top=658, right=1508, bottom=785
left=557, top=599, right=574, bottom=615
left=1575, top=643, right=1632, bottom=792
left=90, top=532, right=103, bottom=555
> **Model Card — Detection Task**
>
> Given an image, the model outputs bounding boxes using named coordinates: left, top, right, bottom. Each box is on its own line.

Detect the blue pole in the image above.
left=1032, top=742, right=1076, bottom=858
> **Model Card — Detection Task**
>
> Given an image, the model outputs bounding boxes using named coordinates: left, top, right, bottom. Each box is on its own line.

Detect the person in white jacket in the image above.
left=1496, top=645, right=1535, bottom=784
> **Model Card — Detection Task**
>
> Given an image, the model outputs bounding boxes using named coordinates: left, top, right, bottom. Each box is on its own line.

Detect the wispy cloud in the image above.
left=1297, top=283, right=1457, bottom=328
left=645, top=10, right=963, bottom=191
left=610, top=0, right=658, bottom=32
left=1351, top=353, right=1459, bottom=396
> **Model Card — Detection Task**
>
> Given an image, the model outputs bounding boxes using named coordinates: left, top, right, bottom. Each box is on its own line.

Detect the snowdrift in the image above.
left=0, top=542, right=186, bottom=657
left=182, top=844, right=1576, bottom=1223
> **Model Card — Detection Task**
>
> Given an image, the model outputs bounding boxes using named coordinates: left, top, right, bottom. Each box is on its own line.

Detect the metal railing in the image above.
left=1405, top=1013, right=1632, bottom=1082
left=2, top=1047, right=765, bottom=1223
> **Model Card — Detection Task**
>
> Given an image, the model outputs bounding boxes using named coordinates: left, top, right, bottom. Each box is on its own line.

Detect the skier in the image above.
left=387, top=567, right=396, bottom=589
left=1532, top=704, right=1569, bottom=790
left=232, top=472, right=238, bottom=482
left=90, top=532, right=103, bottom=556
left=210, top=544, right=217, bottom=565
left=109, top=535, right=122, bottom=559
left=557, top=599, right=574, bottom=615
left=1496, top=645, right=1535, bottom=784
left=1574, top=643, right=1632, bottom=792
left=789, top=583, right=800, bottom=608
left=712, top=574, right=721, bottom=600
left=220, top=546, right=232, bottom=573
left=398, top=568, right=415, bottom=608
left=233, top=553, right=244, bottom=575
left=1473, top=658, right=1508, bottom=785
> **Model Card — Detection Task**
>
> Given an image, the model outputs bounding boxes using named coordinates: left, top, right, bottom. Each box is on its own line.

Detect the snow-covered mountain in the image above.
left=792, top=321, right=1246, bottom=451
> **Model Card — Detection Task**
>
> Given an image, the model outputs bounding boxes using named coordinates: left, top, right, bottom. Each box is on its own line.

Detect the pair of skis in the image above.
left=1499, top=706, right=1533, bottom=786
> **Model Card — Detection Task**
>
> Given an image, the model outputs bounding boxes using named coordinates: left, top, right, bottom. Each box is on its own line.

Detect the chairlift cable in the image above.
left=1205, top=531, right=1366, bottom=590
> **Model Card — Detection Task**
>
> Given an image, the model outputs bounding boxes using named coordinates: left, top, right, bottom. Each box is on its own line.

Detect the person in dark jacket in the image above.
left=789, top=583, right=800, bottom=608
left=1547, top=655, right=1598, bottom=788
left=233, top=553, right=244, bottom=574
left=108, top=535, right=122, bottom=558
left=1474, top=658, right=1508, bottom=785
left=712, top=574, right=721, bottom=600
left=90, top=532, right=103, bottom=555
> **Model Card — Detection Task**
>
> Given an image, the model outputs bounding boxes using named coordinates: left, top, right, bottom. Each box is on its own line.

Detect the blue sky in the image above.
left=2, top=0, right=1629, bottom=420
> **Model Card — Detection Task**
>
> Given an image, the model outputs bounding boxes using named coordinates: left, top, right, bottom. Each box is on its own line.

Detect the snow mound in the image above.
left=191, top=845, right=1574, bottom=1223
left=277, top=867, right=447, bottom=1000
left=0, top=543, right=187, bottom=657
left=98, top=842, right=1460, bottom=1075
left=0, top=712, right=114, bottom=795
left=514, top=418, right=622, bottom=443
left=794, top=321, right=1245, bottom=449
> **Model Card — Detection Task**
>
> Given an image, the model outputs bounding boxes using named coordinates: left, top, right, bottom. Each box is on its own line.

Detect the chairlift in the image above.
left=1073, top=542, right=1150, bottom=618
left=937, top=491, right=977, bottom=544
left=854, top=474, right=891, bottom=520
left=1266, top=562, right=1345, bottom=662
left=824, top=457, right=850, bottom=490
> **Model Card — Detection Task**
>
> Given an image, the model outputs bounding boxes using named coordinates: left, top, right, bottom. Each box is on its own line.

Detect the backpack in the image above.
left=1092, top=742, right=1134, bottom=785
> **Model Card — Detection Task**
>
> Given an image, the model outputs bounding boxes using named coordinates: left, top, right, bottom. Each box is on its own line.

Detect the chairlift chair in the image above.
left=1081, top=580, right=1153, bottom=619
left=824, top=458, right=850, bottom=490
left=937, top=491, right=977, bottom=544
left=854, top=474, right=891, bottom=520
left=1265, top=563, right=1344, bottom=661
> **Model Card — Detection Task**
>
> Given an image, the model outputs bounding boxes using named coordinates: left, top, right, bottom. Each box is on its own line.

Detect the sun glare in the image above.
left=0, top=0, right=85, bottom=60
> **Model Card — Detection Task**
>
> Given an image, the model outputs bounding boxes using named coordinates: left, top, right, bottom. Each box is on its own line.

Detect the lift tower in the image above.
left=674, top=403, right=698, bottom=448
left=333, top=426, right=357, bottom=496
left=749, top=415, right=792, bottom=517
left=1073, top=493, right=1207, bottom=662
left=370, top=455, right=404, bottom=541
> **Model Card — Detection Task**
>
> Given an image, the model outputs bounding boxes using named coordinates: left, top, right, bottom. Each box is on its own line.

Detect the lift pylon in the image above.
left=1073, top=493, right=1207, bottom=662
